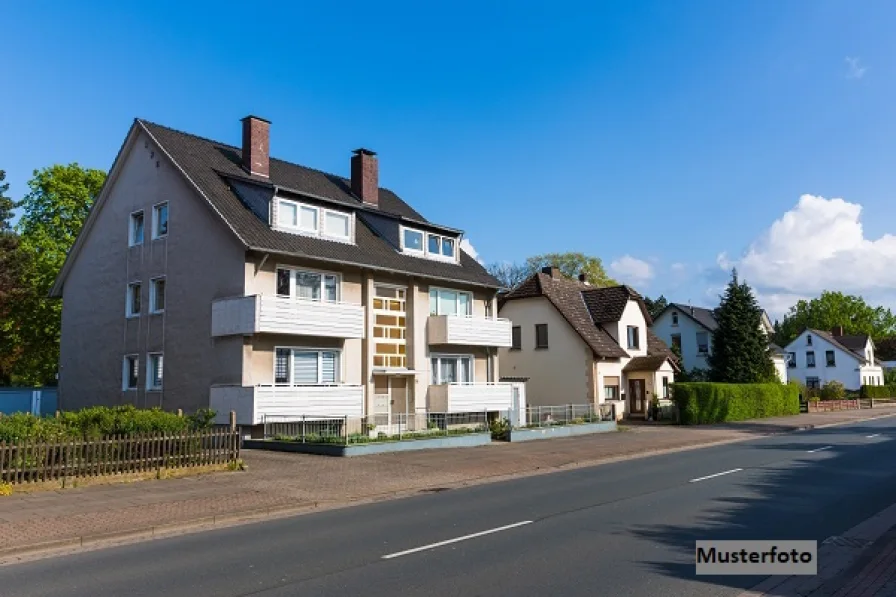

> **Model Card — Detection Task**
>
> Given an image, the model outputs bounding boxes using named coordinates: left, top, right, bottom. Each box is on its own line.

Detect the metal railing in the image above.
left=517, top=403, right=615, bottom=429
left=262, top=411, right=491, bottom=445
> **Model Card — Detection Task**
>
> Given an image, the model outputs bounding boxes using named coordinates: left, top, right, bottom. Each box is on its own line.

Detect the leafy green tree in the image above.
left=525, top=252, right=617, bottom=287
left=775, top=291, right=896, bottom=346
left=10, top=164, right=105, bottom=385
left=0, top=170, right=24, bottom=385
left=886, top=368, right=896, bottom=386
left=707, top=269, right=776, bottom=383
left=643, top=294, right=668, bottom=320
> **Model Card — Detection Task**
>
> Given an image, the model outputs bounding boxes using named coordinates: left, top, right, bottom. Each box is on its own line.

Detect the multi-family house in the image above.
left=783, top=327, right=885, bottom=390
left=497, top=268, right=677, bottom=418
left=50, top=116, right=517, bottom=427
left=652, top=303, right=788, bottom=382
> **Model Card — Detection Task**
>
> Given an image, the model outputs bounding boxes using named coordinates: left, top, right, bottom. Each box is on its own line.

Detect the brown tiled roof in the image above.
left=502, top=273, right=628, bottom=358
left=623, top=355, right=672, bottom=372
left=135, top=120, right=500, bottom=289
left=583, top=285, right=652, bottom=324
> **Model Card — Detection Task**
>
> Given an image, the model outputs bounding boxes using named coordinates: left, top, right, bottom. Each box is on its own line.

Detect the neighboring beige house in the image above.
left=498, top=268, right=677, bottom=419
left=50, top=115, right=515, bottom=426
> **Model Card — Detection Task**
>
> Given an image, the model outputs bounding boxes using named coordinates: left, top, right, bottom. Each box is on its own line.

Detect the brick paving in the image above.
left=0, top=407, right=894, bottom=556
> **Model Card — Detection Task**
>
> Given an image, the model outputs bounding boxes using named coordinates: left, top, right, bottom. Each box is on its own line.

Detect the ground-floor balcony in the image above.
left=210, top=384, right=365, bottom=426
left=427, top=382, right=520, bottom=413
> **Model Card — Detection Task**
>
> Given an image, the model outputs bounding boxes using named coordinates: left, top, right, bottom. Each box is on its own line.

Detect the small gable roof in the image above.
left=807, top=329, right=877, bottom=365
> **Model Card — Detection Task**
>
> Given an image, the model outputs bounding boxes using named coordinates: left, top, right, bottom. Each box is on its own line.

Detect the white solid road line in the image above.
left=867, top=434, right=881, bottom=439
left=381, top=521, right=534, bottom=559
left=807, top=446, right=833, bottom=453
left=689, top=468, right=743, bottom=483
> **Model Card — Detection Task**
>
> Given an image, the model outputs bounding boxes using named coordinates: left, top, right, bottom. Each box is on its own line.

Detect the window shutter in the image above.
left=293, top=351, right=319, bottom=383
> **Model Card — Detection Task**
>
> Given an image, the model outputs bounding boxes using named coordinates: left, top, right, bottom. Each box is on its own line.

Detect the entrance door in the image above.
left=628, top=379, right=646, bottom=415
left=390, top=377, right=408, bottom=417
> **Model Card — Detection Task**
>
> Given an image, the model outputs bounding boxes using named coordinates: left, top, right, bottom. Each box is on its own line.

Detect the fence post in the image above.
left=56, top=410, right=61, bottom=419
left=229, top=410, right=236, bottom=433
left=302, top=415, right=306, bottom=444
left=344, top=415, right=348, bottom=445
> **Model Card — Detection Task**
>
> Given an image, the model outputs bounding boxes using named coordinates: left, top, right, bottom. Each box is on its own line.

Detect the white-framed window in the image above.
left=627, top=326, right=640, bottom=350
left=274, top=197, right=353, bottom=242
left=787, top=352, right=796, bottom=368
left=430, top=354, right=473, bottom=385
left=696, top=331, right=709, bottom=354
left=807, top=334, right=813, bottom=346
left=126, top=282, right=141, bottom=317
left=400, top=225, right=458, bottom=262
left=274, top=348, right=341, bottom=385
left=429, top=287, right=472, bottom=316
left=150, top=277, right=166, bottom=313
left=662, top=376, right=669, bottom=398
left=275, top=267, right=339, bottom=302
left=806, top=351, right=816, bottom=368
left=122, top=355, right=139, bottom=391
left=147, top=353, right=163, bottom=390
left=152, top=202, right=168, bottom=239
left=129, top=211, right=144, bottom=246
left=604, top=385, right=619, bottom=400
left=671, top=312, right=678, bottom=325
left=535, top=323, right=549, bottom=349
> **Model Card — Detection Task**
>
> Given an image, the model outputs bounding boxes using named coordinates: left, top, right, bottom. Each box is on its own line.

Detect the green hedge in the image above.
left=0, top=405, right=216, bottom=442
left=672, top=382, right=800, bottom=425
left=861, top=385, right=896, bottom=399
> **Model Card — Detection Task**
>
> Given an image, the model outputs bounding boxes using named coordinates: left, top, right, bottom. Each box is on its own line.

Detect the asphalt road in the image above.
left=3, top=417, right=896, bottom=597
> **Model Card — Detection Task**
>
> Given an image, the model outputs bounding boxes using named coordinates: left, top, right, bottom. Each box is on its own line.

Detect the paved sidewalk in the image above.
left=1, top=406, right=894, bottom=560
left=740, top=501, right=896, bottom=596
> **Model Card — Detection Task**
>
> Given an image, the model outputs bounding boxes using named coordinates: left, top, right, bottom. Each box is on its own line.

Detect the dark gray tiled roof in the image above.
left=138, top=120, right=500, bottom=289
left=623, top=355, right=672, bottom=372
left=809, top=329, right=877, bottom=364
left=668, top=303, right=719, bottom=331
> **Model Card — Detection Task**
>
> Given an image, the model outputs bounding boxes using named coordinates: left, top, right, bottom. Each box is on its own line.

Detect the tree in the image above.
left=0, top=170, right=25, bottom=384
left=707, top=269, right=777, bottom=383
left=9, top=164, right=106, bottom=385
left=525, top=252, right=617, bottom=287
left=486, top=261, right=531, bottom=290
left=643, top=294, right=668, bottom=320
left=775, top=291, right=896, bottom=346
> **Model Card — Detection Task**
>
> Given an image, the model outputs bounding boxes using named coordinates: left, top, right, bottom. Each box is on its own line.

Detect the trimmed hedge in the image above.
left=0, top=405, right=216, bottom=442
left=672, top=382, right=800, bottom=425
left=861, top=385, right=896, bottom=399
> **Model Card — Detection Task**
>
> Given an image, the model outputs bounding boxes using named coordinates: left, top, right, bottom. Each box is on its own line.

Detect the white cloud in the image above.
left=460, top=238, right=482, bottom=263
left=846, top=57, right=868, bottom=79
left=670, top=262, right=686, bottom=272
left=609, top=255, right=654, bottom=285
left=718, top=194, right=896, bottom=306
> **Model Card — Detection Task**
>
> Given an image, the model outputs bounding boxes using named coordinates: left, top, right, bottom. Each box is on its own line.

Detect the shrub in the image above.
left=671, top=382, right=800, bottom=425
left=861, top=385, right=896, bottom=399
left=0, top=406, right=216, bottom=442
left=820, top=380, right=846, bottom=401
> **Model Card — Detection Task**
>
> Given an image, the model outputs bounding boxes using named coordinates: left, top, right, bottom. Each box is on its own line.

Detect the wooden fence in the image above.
left=0, top=428, right=240, bottom=485
left=806, top=399, right=860, bottom=413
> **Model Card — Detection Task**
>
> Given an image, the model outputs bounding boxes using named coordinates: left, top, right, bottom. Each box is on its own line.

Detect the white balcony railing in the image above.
left=428, top=382, right=515, bottom=413
left=427, top=315, right=512, bottom=347
left=211, top=295, right=364, bottom=339
left=210, top=384, right=365, bottom=425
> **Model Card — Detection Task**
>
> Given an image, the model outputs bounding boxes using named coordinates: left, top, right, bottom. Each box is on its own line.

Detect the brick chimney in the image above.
left=541, top=266, right=561, bottom=279
left=241, top=116, right=270, bottom=178
left=831, top=326, right=844, bottom=337
left=578, top=272, right=590, bottom=285
left=351, top=148, right=378, bottom=206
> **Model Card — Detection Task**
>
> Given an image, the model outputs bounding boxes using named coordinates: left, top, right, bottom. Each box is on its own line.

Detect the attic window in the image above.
left=400, top=225, right=457, bottom=262
left=275, top=197, right=353, bottom=243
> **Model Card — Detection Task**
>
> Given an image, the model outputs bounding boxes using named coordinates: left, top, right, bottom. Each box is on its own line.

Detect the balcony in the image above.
left=211, top=295, right=364, bottom=339
left=427, top=315, right=512, bottom=347
left=210, top=384, right=365, bottom=425
left=428, top=383, right=516, bottom=413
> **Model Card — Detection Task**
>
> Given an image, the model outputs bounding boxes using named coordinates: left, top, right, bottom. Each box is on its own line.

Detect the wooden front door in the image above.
left=390, top=377, right=408, bottom=416
left=628, top=379, right=646, bottom=414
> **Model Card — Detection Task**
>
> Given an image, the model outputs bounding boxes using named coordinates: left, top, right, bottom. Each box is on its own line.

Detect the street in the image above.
left=2, top=416, right=896, bottom=597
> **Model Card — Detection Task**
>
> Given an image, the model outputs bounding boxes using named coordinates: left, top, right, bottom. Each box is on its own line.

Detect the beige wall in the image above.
left=245, top=335, right=362, bottom=386
left=245, top=255, right=364, bottom=306
left=59, top=129, right=246, bottom=413
left=498, top=297, right=592, bottom=407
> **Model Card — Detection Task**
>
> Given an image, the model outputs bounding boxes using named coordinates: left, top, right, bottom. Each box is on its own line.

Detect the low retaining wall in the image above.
left=243, top=432, right=491, bottom=456
left=506, top=421, right=617, bottom=443
left=807, top=399, right=860, bottom=412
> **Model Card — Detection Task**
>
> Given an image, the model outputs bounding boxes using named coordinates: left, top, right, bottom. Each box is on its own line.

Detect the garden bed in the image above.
left=503, top=421, right=617, bottom=443
left=244, top=432, right=491, bottom=456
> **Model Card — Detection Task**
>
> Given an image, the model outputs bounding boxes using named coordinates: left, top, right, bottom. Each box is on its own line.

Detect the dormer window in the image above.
left=275, top=197, right=353, bottom=243
left=400, top=225, right=457, bottom=262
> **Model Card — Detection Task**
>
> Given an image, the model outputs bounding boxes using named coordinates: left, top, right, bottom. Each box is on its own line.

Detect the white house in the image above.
left=498, top=267, right=678, bottom=419
left=652, top=303, right=787, bottom=382
left=784, top=327, right=885, bottom=391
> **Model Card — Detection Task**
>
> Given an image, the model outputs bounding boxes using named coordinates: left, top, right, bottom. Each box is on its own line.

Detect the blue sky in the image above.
left=4, top=1, right=896, bottom=317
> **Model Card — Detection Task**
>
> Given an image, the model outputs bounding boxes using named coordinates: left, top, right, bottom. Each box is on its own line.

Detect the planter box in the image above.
left=243, top=432, right=491, bottom=457
left=505, top=421, right=617, bottom=443
left=807, top=399, right=860, bottom=412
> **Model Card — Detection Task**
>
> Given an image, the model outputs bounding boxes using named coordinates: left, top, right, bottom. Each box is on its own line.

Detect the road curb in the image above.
left=2, top=410, right=894, bottom=564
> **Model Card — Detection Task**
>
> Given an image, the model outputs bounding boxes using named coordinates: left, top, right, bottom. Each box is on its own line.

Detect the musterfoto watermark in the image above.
left=695, top=541, right=817, bottom=575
